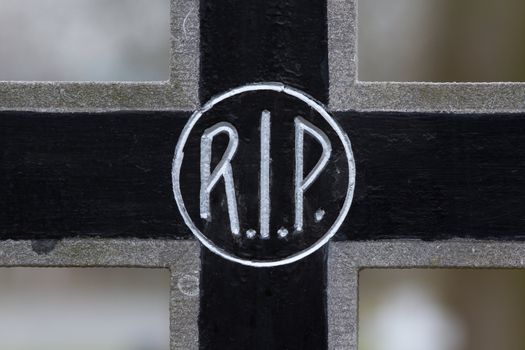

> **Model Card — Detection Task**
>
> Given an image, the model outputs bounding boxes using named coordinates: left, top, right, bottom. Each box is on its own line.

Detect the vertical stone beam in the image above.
left=171, top=0, right=200, bottom=110
left=170, top=244, right=201, bottom=350
left=328, top=0, right=357, bottom=110
left=328, top=244, right=358, bottom=350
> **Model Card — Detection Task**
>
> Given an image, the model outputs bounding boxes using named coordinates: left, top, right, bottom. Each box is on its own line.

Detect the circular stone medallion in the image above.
left=172, top=83, right=355, bottom=267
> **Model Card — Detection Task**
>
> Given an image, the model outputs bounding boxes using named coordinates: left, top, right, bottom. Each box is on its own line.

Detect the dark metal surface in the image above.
left=0, top=111, right=191, bottom=238
left=199, top=0, right=329, bottom=348
left=4, top=111, right=525, bottom=242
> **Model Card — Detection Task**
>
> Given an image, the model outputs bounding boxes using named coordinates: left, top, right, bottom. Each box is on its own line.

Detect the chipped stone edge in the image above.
left=327, top=240, right=525, bottom=349
left=0, top=0, right=199, bottom=112
left=0, top=238, right=200, bottom=350
left=327, top=0, right=525, bottom=113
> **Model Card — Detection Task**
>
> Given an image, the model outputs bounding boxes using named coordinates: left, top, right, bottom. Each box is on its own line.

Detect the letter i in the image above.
left=260, top=110, right=271, bottom=239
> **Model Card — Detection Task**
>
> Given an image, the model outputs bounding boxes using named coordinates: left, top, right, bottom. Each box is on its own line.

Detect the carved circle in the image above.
left=172, top=83, right=356, bottom=267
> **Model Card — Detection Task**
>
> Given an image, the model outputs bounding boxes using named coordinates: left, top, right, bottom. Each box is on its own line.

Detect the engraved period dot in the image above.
left=314, top=209, right=326, bottom=222
left=277, top=227, right=289, bottom=238
left=246, top=229, right=257, bottom=239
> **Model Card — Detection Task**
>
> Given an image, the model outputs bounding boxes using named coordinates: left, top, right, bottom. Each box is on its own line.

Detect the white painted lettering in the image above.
left=200, top=122, right=240, bottom=235
left=294, top=117, right=332, bottom=232
left=260, top=110, right=271, bottom=239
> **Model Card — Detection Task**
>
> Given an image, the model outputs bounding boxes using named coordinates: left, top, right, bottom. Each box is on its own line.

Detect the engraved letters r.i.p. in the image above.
left=172, top=83, right=355, bottom=267
left=199, top=111, right=332, bottom=239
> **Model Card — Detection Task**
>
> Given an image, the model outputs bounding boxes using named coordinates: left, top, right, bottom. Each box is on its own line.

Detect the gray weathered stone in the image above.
left=328, top=240, right=525, bottom=349
left=0, top=0, right=199, bottom=112
left=0, top=239, right=200, bottom=350
left=328, top=0, right=525, bottom=113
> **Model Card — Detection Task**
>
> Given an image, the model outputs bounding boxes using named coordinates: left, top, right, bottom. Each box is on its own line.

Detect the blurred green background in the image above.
left=359, top=0, right=525, bottom=81
left=360, top=269, right=525, bottom=350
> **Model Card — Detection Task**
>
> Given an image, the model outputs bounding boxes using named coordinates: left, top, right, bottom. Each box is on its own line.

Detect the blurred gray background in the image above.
left=0, top=268, right=170, bottom=350
left=1, top=0, right=523, bottom=82
left=0, top=0, right=169, bottom=81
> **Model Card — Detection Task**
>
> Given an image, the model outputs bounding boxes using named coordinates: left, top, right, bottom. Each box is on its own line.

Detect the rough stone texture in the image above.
left=327, top=260, right=357, bottom=350
left=170, top=0, right=200, bottom=110
left=332, top=82, right=525, bottom=113
left=328, top=0, right=525, bottom=113
left=0, top=0, right=199, bottom=112
left=0, top=239, right=200, bottom=350
left=328, top=0, right=357, bottom=110
left=328, top=240, right=525, bottom=349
